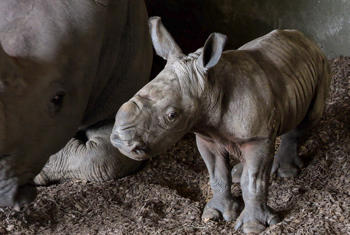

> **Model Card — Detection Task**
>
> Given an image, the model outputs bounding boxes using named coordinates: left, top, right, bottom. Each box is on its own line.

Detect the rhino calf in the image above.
left=111, top=17, right=330, bottom=233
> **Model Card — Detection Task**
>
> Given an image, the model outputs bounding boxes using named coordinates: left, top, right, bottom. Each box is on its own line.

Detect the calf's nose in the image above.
left=112, top=100, right=144, bottom=151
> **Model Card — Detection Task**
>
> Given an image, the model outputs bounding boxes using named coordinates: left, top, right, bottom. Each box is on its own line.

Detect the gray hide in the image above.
left=0, top=0, right=152, bottom=208
left=111, top=17, right=330, bottom=233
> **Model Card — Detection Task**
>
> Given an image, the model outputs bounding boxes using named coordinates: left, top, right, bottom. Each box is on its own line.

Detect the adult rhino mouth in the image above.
left=116, top=143, right=150, bottom=161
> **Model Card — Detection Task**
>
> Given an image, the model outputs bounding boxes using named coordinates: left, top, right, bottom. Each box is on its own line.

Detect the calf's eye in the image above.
left=167, top=111, right=177, bottom=121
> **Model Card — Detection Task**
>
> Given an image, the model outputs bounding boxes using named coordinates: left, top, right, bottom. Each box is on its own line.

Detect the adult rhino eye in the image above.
left=50, top=91, right=66, bottom=115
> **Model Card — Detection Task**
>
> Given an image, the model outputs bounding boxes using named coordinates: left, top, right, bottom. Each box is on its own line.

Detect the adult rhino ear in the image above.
left=197, top=33, right=227, bottom=70
left=149, top=16, right=184, bottom=61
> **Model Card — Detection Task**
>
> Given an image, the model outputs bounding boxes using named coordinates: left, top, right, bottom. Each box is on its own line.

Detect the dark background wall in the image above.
left=146, top=0, right=350, bottom=63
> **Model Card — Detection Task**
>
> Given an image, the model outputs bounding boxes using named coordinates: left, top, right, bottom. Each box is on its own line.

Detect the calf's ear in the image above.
left=148, top=17, right=184, bottom=61
left=198, top=33, right=227, bottom=70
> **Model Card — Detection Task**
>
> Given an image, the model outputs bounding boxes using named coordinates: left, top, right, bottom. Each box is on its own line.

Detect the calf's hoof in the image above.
left=202, top=207, right=221, bottom=222
left=202, top=194, right=240, bottom=222
left=271, top=154, right=303, bottom=178
left=234, top=205, right=280, bottom=234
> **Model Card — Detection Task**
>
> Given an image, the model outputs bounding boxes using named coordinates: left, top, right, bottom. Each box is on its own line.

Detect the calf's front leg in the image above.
left=235, top=138, right=280, bottom=233
left=196, top=135, right=239, bottom=222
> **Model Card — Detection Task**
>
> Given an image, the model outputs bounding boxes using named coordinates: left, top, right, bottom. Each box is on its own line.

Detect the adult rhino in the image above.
left=0, top=0, right=152, bottom=208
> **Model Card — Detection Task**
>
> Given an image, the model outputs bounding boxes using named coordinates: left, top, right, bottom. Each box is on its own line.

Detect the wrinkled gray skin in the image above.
left=0, top=0, right=152, bottom=209
left=111, top=17, right=330, bottom=233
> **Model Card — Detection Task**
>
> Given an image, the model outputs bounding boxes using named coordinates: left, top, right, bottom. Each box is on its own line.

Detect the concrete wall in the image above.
left=146, top=0, right=350, bottom=58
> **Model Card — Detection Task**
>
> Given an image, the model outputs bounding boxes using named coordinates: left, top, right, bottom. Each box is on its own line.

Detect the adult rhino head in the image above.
left=111, top=17, right=226, bottom=160
left=0, top=44, right=84, bottom=208
left=0, top=1, right=152, bottom=208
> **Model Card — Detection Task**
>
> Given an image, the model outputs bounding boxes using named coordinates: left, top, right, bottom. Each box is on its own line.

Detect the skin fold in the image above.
left=0, top=0, right=152, bottom=208
left=111, top=17, right=330, bottom=233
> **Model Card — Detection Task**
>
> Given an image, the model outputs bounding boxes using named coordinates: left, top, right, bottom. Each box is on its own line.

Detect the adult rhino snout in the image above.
left=111, top=100, right=149, bottom=161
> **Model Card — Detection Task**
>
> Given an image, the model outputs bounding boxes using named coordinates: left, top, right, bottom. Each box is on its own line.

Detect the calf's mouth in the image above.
left=110, top=132, right=150, bottom=161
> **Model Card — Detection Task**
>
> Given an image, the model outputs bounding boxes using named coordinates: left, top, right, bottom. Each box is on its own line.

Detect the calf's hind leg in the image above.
left=272, top=67, right=329, bottom=178
left=232, top=130, right=304, bottom=181
left=271, top=129, right=304, bottom=177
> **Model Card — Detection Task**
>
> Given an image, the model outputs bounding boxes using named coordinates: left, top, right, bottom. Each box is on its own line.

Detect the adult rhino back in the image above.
left=0, top=0, right=152, bottom=208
